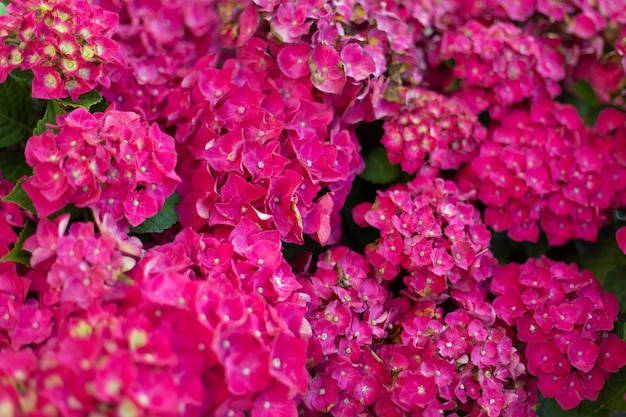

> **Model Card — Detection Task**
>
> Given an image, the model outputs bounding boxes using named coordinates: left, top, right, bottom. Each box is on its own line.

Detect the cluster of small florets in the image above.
left=295, top=246, right=396, bottom=416
left=440, top=21, right=565, bottom=114
left=458, top=99, right=626, bottom=245
left=354, top=172, right=495, bottom=301
left=1, top=217, right=310, bottom=415
left=0, top=0, right=118, bottom=100
left=502, top=0, right=626, bottom=36
left=377, top=300, right=538, bottom=417
left=23, top=106, right=180, bottom=226
left=0, top=211, right=140, bottom=351
left=92, top=0, right=225, bottom=121
left=127, top=223, right=310, bottom=416
left=595, top=107, right=626, bottom=209
left=165, top=41, right=363, bottom=246
left=381, top=88, right=487, bottom=173
left=490, top=256, right=626, bottom=409
left=0, top=305, right=212, bottom=416
left=20, top=213, right=138, bottom=314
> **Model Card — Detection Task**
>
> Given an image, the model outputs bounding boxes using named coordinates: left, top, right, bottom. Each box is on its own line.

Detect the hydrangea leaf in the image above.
left=0, top=222, right=34, bottom=266
left=0, top=3, right=7, bottom=16
left=619, top=320, right=626, bottom=341
left=33, top=100, right=65, bottom=136
left=572, top=80, right=600, bottom=106
left=7, top=68, right=33, bottom=85
left=0, top=149, right=32, bottom=182
left=340, top=177, right=381, bottom=251
left=576, top=228, right=626, bottom=283
left=131, top=192, right=180, bottom=234
left=603, top=266, right=626, bottom=314
left=56, top=90, right=103, bottom=110
left=1, top=179, right=36, bottom=214
left=0, top=73, right=35, bottom=148
left=490, top=230, right=513, bottom=264
left=359, top=146, right=400, bottom=184
left=520, top=233, right=551, bottom=258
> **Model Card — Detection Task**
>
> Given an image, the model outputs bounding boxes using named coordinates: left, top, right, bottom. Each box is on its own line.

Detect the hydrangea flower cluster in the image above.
left=458, top=99, right=626, bottom=245
left=502, top=0, right=626, bottom=37
left=0, top=0, right=118, bottom=100
left=2, top=0, right=626, bottom=415
left=490, top=256, right=626, bottom=409
left=440, top=21, right=565, bottom=114
left=382, top=300, right=538, bottom=417
left=1, top=306, right=209, bottom=416
left=166, top=41, right=363, bottom=246
left=23, top=106, right=180, bottom=225
left=21, top=213, right=138, bottom=313
left=381, top=88, right=487, bottom=173
left=127, top=222, right=310, bottom=416
left=355, top=171, right=495, bottom=298
left=295, top=247, right=396, bottom=416
left=2, top=214, right=309, bottom=415
left=1, top=211, right=140, bottom=351
left=295, top=246, right=537, bottom=417
left=92, top=0, right=225, bottom=122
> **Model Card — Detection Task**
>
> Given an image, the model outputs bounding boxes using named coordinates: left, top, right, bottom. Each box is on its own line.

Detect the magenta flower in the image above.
left=567, top=337, right=600, bottom=373
left=23, top=107, right=180, bottom=226
left=340, top=44, right=375, bottom=82
left=491, top=256, right=625, bottom=407
left=277, top=44, right=312, bottom=79
left=309, top=44, right=346, bottom=95
left=0, top=0, right=118, bottom=99
left=393, top=372, right=438, bottom=409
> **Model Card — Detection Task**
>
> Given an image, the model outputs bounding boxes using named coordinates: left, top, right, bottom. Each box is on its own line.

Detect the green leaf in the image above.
left=572, top=80, right=600, bottom=106
left=604, top=266, right=626, bottom=314
left=7, top=68, right=33, bottom=85
left=444, top=78, right=461, bottom=92
left=359, top=146, right=400, bottom=185
left=490, top=230, right=513, bottom=264
left=576, top=228, right=626, bottom=283
left=1, top=179, right=36, bottom=214
left=57, top=90, right=103, bottom=110
left=33, top=100, right=66, bottom=136
left=520, top=232, right=551, bottom=258
left=88, top=96, right=110, bottom=114
left=0, top=222, right=34, bottom=266
left=0, top=3, right=7, bottom=16
left=0, top=148, right=31, bottom=182
left=131, top=193, right=180, bottom=234
left=0, top=73, right=35, bottom=148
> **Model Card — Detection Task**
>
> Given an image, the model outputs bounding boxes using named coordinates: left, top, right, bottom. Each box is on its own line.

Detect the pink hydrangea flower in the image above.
left=0, top=0, right=119, bottom=100
left=23, top=106, right=180, bottom=226
left=491, top=256, right=626, bottom=409
left=381, top=87, right=486, bottom=173
left=458, top=100, right=626, bottom=245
